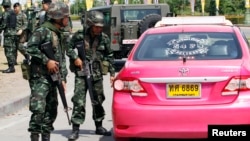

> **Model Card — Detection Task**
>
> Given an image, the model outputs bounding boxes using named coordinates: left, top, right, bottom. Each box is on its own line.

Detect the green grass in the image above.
left=70, top=15, right=81, bottom=20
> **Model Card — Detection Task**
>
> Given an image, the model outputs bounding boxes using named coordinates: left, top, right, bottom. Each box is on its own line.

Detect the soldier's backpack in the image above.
left=7, top=10, right=17, bottom=28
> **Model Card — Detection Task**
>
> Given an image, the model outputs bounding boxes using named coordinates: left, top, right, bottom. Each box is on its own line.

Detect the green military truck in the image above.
left=89, top=4, right=172, bottom=60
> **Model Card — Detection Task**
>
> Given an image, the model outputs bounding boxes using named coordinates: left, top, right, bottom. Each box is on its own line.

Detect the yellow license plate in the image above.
left=167, top=83, right=201, bottom=98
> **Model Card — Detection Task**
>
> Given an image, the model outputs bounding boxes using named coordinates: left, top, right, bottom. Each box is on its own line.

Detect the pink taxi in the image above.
left=112, top=16, right=250, bottom=141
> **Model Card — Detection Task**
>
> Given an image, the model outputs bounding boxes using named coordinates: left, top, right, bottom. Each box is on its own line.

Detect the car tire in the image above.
left=138, top=14, right=162, bottom=35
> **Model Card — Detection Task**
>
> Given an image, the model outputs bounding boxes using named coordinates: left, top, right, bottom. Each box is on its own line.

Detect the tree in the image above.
left=70, top=0, right=85, bottom=15
left=165, top=0, right=184, bottom=16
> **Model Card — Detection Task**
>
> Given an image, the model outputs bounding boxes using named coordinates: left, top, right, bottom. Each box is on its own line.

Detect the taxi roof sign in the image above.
left=154, top=16, right=232, bottom=27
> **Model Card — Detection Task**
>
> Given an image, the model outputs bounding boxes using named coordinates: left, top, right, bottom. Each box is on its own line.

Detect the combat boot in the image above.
left=42, top=133, right=50, bottom=141
left=30, top=133, right=39, bottom=141
left=2, top=64, right=15, bottom=73
left=95, top=121, right=111, bottom=136
left=68, top=124, right=80, bottom=141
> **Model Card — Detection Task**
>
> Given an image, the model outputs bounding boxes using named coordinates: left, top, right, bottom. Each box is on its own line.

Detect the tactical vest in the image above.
left=41, top=22, right=64, bottom=50
left=84, top=33, right=109, bottom=75
left=7, top=10, right=16, bottom=28
left=41, top=22, right=65, bottom=67
left=84, top=35, right=99, bottom=58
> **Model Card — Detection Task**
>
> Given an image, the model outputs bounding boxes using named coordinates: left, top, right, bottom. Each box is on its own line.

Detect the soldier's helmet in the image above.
left=87, top=11, right=104, bottom=27
left=1, top=0, right=11, bottom=6
left=47, top=1, right=69, bottom=20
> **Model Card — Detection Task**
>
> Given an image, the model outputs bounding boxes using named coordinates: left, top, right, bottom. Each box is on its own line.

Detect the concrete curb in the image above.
left=0, top=95, right=29, bottom=117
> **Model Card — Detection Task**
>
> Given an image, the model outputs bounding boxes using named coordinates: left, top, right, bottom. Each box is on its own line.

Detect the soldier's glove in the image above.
left=16, top=29, right=23, bottom=35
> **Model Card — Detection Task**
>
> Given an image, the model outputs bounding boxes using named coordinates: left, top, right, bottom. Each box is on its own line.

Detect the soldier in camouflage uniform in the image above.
left=0, top=0, right=17, bottom=73
left=27, top=2, right=82, bottom=141
left=67, top=10, right=116, bottom=140
left=38, top=0, right=51, bottom=26
left=37, top=0, right=73, bottom=47
left=13, top=2, right=30, bottom=63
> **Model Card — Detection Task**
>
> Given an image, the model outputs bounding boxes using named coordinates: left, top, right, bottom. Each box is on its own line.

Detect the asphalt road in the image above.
left=240, top=26, right=250, bottom=37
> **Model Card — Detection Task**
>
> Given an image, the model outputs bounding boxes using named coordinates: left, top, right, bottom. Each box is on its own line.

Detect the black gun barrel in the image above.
left=57, top=80, right=71, bottom=125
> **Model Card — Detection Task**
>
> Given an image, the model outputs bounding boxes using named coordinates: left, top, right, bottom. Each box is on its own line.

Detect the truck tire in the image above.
left=138, top=14, right=162, bottom=35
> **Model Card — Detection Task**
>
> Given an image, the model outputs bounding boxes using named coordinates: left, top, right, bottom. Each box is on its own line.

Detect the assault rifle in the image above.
left=40, top=41, right=71, bottom=125
left=74, top=40, right=105, bottom=115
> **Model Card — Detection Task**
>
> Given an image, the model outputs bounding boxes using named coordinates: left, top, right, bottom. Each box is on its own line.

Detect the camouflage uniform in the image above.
left=27, top=21, right=68, bottom=132
left=37, top=0, right=71, bottom=82
left=14, top=3, right=29, bottom=63
left=23, top=6, right=39, bottom=43
left=61, top=16, right=72, bottom=44
left=36, top=0, right=52, bottom=28
left=0, top=0, right=17, bottom=73
left=27, top=2, right=70, bottom=141
left=67, top=10, right=115, bottom=140
left=37, top=10, right=49, bottom=26
left=68, top=28, right=115, bottom=121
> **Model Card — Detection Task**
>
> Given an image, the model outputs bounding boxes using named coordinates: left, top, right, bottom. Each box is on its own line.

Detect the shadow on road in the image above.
left=52, top=128, right=114, bottom=141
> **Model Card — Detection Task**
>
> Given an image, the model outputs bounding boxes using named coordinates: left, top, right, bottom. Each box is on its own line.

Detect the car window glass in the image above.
left=135, top=32, right=242, bottom=61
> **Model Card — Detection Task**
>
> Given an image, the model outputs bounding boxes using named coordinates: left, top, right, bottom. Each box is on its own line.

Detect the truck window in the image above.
left=120, top=9, right=160, bottom=22
left=103, top=11, right=111, bottom=26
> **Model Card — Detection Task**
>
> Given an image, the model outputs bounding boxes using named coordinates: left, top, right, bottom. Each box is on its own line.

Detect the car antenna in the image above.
left=183, top=54, right=186, bottom=64
left=182, top=42, right=187, bottom=64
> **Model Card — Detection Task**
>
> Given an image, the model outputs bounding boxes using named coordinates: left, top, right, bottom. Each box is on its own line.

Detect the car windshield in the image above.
left=134, top=32, right=242, bottom=61
left=120, top=9, right=161, bottom=22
